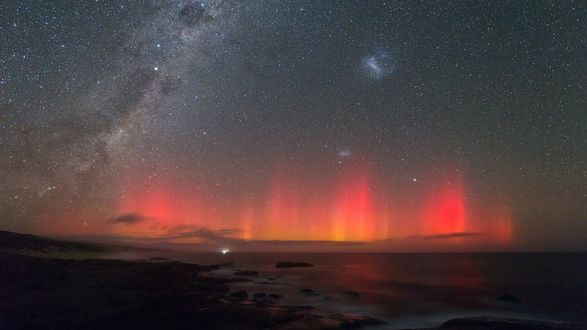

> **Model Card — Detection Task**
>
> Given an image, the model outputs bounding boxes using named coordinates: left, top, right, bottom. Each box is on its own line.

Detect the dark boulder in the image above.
left=268, top=293, right=284, bottom=299
left=336, top=315, right=386, bottom=329
left=253, top=292, right=267, bottom=299
left=233, top=270, right=259, bottom=277
left=214, top=262, right=236, bottom=268
left=498, top=294, right=521, bottom=304
left=299, top=288, right=319, bottom=296
left=229, top=290, right=248, bottom=299
left=341, top=291, right=359, bottom=297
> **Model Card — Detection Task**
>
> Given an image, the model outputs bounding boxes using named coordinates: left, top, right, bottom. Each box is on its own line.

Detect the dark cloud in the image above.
left=165, top=227, right=241, bottom=245
left=404, top=232, right=482, bottom=240
left=217, top=228, right=240, bottom=236
left=179, top=4, right=214, bottom=27
left=110, top=213, right=148, bottom=225
left=160, top=76, right=182, bottom=95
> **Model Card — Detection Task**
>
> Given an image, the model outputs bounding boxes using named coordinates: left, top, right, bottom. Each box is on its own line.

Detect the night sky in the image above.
left=1, top=1, right=585, bottom=251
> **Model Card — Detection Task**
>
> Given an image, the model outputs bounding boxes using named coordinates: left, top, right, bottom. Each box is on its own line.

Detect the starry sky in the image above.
left=1, top=1, right=585, bottom=251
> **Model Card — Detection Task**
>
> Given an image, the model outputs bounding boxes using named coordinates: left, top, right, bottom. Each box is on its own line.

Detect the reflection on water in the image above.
left=107, top=251, right=587, bottom=328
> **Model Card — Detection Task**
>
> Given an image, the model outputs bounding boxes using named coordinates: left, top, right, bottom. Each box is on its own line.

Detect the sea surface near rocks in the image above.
left=106, top=251, right=587, bottom=329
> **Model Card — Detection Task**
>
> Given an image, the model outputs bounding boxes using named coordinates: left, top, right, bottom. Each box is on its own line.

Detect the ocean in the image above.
left=110, top=251, right=587, bottom=329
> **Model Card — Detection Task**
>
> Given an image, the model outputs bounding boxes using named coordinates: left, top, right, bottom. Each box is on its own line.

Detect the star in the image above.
left=0, top=0, right=584, bottom=252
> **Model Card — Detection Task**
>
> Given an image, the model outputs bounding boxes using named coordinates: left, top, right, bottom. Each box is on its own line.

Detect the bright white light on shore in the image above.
left=221, top=249, right=230, bottom=254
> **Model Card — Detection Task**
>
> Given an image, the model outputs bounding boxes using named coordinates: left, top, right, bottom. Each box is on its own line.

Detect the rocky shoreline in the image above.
left=1, top=251, right=585, bottom=329
left=0, top=252, right=387, bottom=329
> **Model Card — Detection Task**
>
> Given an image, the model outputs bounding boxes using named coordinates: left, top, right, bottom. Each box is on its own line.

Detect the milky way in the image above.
left=1, top=1, right=585, bottom=251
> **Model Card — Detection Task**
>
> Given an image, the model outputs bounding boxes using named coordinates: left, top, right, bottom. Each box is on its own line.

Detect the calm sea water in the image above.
left=110, top=252, right=587, bottom=329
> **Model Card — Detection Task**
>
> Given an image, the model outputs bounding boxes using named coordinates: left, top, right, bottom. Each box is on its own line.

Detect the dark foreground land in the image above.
left=0, top=251, right=385, bottom=329
left=0, top=231, right=585, bottom=330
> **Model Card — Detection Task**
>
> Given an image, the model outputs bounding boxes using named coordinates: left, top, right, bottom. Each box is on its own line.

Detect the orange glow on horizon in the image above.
left=422, top=180, right=467, bottom=236
left=106, top=166, right=514, bottom=247
left=114, top=174, right=203, bottom=237
left=331, top=166, right=374, bottom=241
left=485, top=202, right=515, bottom=244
